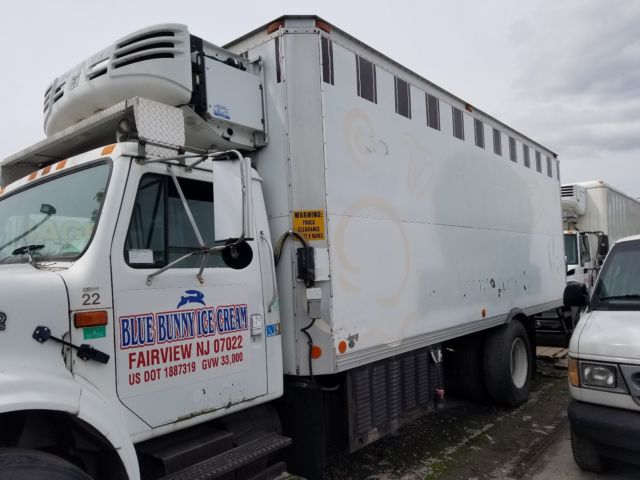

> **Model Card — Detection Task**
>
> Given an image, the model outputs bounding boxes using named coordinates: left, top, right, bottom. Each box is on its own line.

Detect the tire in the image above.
left=483, top=320, right=531, bottom=407
left=571, top=428, right=608, bottom=473
left=0, top=448, right=91, bottom=480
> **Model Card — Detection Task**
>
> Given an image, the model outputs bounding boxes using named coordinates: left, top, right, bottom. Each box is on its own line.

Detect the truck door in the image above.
left=110, top=164, right=267, bottom=427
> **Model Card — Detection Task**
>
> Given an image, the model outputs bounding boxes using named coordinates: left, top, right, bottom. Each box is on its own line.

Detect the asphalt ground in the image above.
left=321, top=360, right=637, bottom=480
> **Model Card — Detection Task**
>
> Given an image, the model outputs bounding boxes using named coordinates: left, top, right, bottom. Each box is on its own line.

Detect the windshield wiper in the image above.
left=598, top=294, right=640, bottom=301
left=12, top=244, right=45, bottom=256
left=0, top=244, right=45, bottom=265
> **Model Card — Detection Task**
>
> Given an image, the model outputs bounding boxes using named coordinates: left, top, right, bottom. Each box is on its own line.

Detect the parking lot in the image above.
left=322, top=357, right=640, bottom=480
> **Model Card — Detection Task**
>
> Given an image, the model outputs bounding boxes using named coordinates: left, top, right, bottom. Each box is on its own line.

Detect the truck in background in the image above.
left=564, top=235, right=640, bottom=473
left=0, top=16, right=565, bottom=479
left=536, top=181, right=640, bottom=344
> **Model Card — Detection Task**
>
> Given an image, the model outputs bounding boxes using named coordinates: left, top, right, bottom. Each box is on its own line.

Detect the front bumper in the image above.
left=568, top=399, right=640, bottom=461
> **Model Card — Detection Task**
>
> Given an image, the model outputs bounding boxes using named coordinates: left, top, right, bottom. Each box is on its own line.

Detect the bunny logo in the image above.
left=176, top=290, right=206, bottom=309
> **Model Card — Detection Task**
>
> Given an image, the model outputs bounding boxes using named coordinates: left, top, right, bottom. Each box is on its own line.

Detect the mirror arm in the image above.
left=196, top=251, right=209, bottom=284
left=167, top=165, right=206, bottom=248
left=260, top=230, right=278, bottom=312
left=146, top=244, right=229, bottom=286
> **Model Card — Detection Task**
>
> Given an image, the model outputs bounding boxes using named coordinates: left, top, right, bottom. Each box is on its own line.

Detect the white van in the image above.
left=564, top=234, right=640, bottom=472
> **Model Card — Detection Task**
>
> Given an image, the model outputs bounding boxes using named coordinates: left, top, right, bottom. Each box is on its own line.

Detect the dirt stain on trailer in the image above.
left=344, top=108, right=389, bottom=168
left=334, top=196, right=410, bottom=307
left=402, top=133, right=435, bottom=199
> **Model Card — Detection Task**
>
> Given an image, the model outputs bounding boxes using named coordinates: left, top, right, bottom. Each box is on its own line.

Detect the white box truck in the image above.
left=0, top=16, right=565, bottom=479
left=564, top=235, right=640, bottom=472
left=536, top=181, right=640, bottom=343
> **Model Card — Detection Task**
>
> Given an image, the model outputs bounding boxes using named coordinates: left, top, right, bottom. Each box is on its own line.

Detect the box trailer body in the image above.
left=224, top=19, right=565, bottom=377
left=0, top=16, right=565, bottom=479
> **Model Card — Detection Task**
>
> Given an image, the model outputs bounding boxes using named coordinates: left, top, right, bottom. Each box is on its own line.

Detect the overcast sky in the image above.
left=2, top=0, right=638, bottom=196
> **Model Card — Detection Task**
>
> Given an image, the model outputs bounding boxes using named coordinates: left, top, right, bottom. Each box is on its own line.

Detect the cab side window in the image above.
left=124, top=174, right=224, bottom=268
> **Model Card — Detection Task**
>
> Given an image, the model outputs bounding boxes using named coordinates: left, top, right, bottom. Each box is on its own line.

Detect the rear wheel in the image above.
left=0, top=448, right=91, bottom=480
left=571, top=428, right=607, bottom=473
left=483, top=320, right=532, bottom=406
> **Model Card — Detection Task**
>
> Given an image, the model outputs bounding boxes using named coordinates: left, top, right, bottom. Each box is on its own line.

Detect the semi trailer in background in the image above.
left=537, top=181, right=640, bottom=344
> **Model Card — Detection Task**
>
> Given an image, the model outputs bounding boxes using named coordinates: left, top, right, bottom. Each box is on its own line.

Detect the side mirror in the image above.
left=212, top=156, right=252, bottom=242
left=222, top=241, right=253, bottom=270
left=597, top=233, right=609, bottom=257
left=566, top=268, right=576, bottom=276
left=564, top=282, right=588, bottom=308
left=40, top=204, right=56, bottom=216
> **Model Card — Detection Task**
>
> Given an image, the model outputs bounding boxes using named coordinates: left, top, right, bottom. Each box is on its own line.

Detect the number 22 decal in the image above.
left=82, top=293, right=101, bottom=305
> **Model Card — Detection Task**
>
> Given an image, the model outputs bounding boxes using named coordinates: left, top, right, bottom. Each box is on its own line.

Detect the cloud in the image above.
left=505, top=1, right=640, bottom=195
left=512, top=1, right=640, bottom=101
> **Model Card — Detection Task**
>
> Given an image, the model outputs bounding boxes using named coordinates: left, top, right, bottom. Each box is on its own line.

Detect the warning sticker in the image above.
left=293, top=210, right=325, bottom=241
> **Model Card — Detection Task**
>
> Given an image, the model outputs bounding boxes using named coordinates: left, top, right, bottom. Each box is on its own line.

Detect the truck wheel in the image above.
left=0, top=448, right=91, bottom=480
left=571, top=428, right=607, bottom=473
left=483, top=320, right=531, bottom=407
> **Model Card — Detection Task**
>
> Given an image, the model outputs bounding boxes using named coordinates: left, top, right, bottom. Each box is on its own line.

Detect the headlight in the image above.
left=573, top=360, right=629, bottom=393
left=581, top=362, right=620, bottom=389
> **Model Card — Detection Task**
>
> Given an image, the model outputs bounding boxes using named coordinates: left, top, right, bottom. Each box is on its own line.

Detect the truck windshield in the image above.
left=564, top=234, right=578, bottom=265
left=591, top=240, right=640, bottom=310
left=0, top=163, right=110, bottom=264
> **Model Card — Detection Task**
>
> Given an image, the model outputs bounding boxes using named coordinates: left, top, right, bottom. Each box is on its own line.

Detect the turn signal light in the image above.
left=568, top=357, right=580, bottom=387
left=101, top=144, right=116, bottom=156
left=74, top=310, right=108, bottom=328
left=311, top=345, right=322, bottom=359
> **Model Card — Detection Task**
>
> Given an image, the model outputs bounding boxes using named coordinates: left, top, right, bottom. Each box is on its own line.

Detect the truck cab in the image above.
left=0, top=136, right=287, bottom=479
left=564, top=235, right=640, bottom=472
left=564, top=230, right=598, bottom=289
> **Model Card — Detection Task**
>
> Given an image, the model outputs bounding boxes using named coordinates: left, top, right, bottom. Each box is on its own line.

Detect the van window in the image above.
left=592, top=240, right=640, bottom=310
left=124, top=174, right=224, bottom=269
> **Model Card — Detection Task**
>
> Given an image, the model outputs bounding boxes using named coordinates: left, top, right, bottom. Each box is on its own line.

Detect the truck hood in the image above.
left=574, top=310, right=640, bottom=362
left=0, top=264, right=72, bottom=374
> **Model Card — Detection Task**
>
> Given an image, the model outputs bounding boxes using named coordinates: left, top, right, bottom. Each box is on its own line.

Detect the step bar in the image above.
left=159, top=432, right=291, bottom=480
